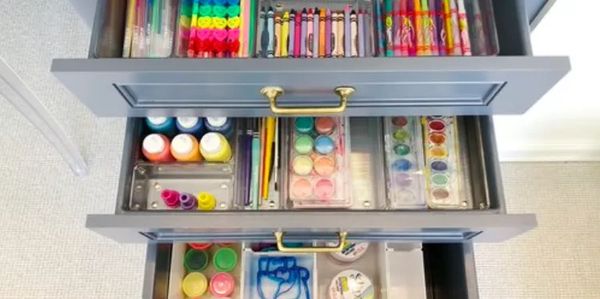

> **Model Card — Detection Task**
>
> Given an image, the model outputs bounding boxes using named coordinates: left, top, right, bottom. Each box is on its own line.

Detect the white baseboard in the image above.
left=498, top=143, right=600, bottom=162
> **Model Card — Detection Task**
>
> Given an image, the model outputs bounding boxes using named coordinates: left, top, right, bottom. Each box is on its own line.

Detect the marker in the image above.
left=325, top=9, right=332, bottom=57
left=358, top=10, right=365, bottom=57
left=281, top=11, right=289, bottom=57
left=350, top=10, right=358, bottom=57
left=435, top=0, right=447, bottom=56
left=258, top=7, right=267, bottom=57
left=142, top=134, right=175, bottom=162
left=384, top=0, right=393, bottom=56
left=294, top=10, right=302, bottom=57
left=456, top=0, right=472, bottom=56
left=319, top=8, right=326, bottom=57
left=313, top=8, right=320, bottom=58
left=301, top=8, right=307, bottom=58
left=266, top=7, right=275, bottom=58
left=307, top=8, right=314, bottom=57
left=428, top=0, right=439, bottom=55
left=393, top=0, right=401, bottom=56
left=344, top=6, right=351, bottom=58
left=274, top=12, right=282, bottom=57
left=288, top=10, right=295, bottom=57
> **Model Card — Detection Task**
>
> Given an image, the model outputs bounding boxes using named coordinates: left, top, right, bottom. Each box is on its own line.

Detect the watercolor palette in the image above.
left=383, top=116, right=427, bottom=209
left=287, top=117, right=351, bottom=208
left=422, top=116, right=466, bottom=209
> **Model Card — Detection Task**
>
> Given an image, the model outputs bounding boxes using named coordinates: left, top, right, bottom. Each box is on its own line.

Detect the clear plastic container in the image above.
left=383, top=116, right=427, bottom=209
left=122, top=0, right=178, bottom=58
left=287, top=117, right=352, bottom=208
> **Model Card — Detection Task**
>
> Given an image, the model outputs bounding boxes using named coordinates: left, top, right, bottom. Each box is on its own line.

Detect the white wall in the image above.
left=495, top=0, right=600, bottom=161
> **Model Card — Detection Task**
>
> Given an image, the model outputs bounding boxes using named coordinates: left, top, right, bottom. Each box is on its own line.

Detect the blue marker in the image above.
left=145, top=117, right=177, bottom=137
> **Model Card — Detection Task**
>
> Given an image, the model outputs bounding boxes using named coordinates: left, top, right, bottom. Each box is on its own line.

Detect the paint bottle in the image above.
left=197, top=192, right=217, bottom=211
left=145, top=117, right=177, bottom=137
left=205, top=117, right=234, bottom=137
left=170, top=134, right=202, bottom=162
left=142, top=134, right=175, bottom=162
left=200, top=132, right=233, bottom=162
left=180, top=193, right=198, bottom=210
left=160, top=189, right=180, bottom=208
left=176, top=117, right=205, bottom=138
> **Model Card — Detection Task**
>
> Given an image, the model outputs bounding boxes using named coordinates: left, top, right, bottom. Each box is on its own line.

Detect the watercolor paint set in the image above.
left=286, top=117, right=352, bottom=208
left=383, top=116, right=427, bottom=209
left=162, top=241, right=428, bottom=299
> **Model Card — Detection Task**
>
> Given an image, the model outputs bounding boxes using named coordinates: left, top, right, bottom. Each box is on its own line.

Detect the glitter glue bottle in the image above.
left=197, top=192, right=217, bottom=211
left=180, top=193, right=198, bottom=210
left=142, top=134, right=175, bottom=162
left=200, top=132, right=232, bottom=162
left=171, top=134, right=202, bottom=162
left=176, top=117, right=206, bottom=138
left=145, top=117, right=177, bottom=137
left=205, top=117, right=234, bottom=138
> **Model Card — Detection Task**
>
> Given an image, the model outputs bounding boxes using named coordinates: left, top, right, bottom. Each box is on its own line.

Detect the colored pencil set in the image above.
left=257, top=6, right=372, bottom=58
left=373, top=0, right=496, bottom=57
left=238, top=118, right=279, bottom=209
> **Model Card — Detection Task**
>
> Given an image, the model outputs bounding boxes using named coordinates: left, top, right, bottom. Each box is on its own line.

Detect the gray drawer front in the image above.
left=142, top=243, right=480, bottom=299
left=527, top=0, right=555, bottom=29
left=52, top=57, right=569, bottom=117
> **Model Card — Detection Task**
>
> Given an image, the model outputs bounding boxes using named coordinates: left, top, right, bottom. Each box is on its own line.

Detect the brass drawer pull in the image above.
left=274, top=231, right=348, bottom=253
left=261, top=86, right=355, bottom=115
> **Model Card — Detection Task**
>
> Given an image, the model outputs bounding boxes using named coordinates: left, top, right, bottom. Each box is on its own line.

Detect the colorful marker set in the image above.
left=174, top=0, right=246, bottom=58
left=288, top=117, right=351, bottom=208
left=257, top=4, right=372, bottom=58
left=181, top=244, right=240, bottom=298
left=422, top=116, right=466, bottom=209
left=383, top=116, right=426, bottom=209
left=122, top=0, right=178, bottom=58
left=372, top=0, right=497, bottom=57
left=238, top=118, right=280, bottom=209
left=142, top=117, right=233, bottom=163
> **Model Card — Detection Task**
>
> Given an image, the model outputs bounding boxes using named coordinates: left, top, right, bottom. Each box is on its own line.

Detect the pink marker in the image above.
left=160, top=189, right=180, bottom=208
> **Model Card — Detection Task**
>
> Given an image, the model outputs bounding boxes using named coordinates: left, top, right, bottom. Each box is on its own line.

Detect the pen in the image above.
left=337, top=12, right=345, bottom=57
left=307, top=8, right=314, bottom=57
left=313, top=8, right=320, bottom=58
left=384, top=0, right=393, bottom=56
left=358, top=10, right=365, bottom=57
left=344, top=5, right=351, bottom=58
left=456, top=0, right=472, bottom=55
left=288, top=10, right=295, bottom=57
left=274, top=12, right=281, bottom=57
left=374, top=0, right=384, bottom=56
left=350, top=10, right=358, bottom=57
left=266, top=7, right=274, bottom=58
left=420, top=0, right=432, bottom=55
left=301, top=8, right=307, bottom=58
left=319, top=8, right=326, bottom=57
left=325, top=9, right=332, bottom=57
left=435, top=0, right=447, bottom=56
left=393, top=0, right=401, bottom=56
left=258, top=7, right=266, bottom=57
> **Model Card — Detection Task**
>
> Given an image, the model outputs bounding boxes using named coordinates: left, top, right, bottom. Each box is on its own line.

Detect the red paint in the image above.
left=428, top=120, right=446, bottom=131
left=392, top=116, right=408, bottom=127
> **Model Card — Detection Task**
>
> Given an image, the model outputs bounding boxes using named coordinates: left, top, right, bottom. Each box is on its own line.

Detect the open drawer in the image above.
left=143, top=242, right=479, bottom=299
left=86, top=116, right=536, bottom=243
left=52, top=0, right=570, bottom=117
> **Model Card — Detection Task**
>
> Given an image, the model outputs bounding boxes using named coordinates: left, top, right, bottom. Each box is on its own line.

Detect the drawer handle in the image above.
left=274, top=231, right=348, bottom=253
left=261, top=86, right=355, bottom=115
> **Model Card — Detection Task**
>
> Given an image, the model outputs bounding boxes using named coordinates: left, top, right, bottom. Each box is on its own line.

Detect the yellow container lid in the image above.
left=182, top=272, right=208, bottom=298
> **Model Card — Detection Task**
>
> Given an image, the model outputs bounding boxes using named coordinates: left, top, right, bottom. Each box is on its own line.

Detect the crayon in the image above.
left=319, top=8, right=326, bottom=57
left=307, top=9, right=314, bottom=57
left=258, top=7, right=266, bottom=57
left=332, top=12, right=339, bottom=57
left=350, top=10, right=358, bottom=57
left=281, top=11, right=289, bottom=57
left=301, top=8, right=307, bottom=57
left=344, top=6, right=351, bottom=58
left=358, top=10, right=365, bottom=57
left=289, top=10, right=295, bottom=57
left=294, top=10, right=301, bottom=57
left=274, top=12, right=281, bottom=57
left=325, top=9, right=332, bottom=57
left=266, top=7, right=274, bottom=58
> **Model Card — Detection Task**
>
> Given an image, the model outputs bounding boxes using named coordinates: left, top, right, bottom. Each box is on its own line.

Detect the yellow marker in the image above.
left=261, top=117, right=276, bottom=199
left=197, top=192, right=217, bottom=211
left=281, top=12, right=290, bottom=57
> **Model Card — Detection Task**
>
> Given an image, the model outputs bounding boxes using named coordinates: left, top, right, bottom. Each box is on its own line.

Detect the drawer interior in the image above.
left=118, top=117, right=500, bottom=213
left=145, top=242, right=476, bottom=299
